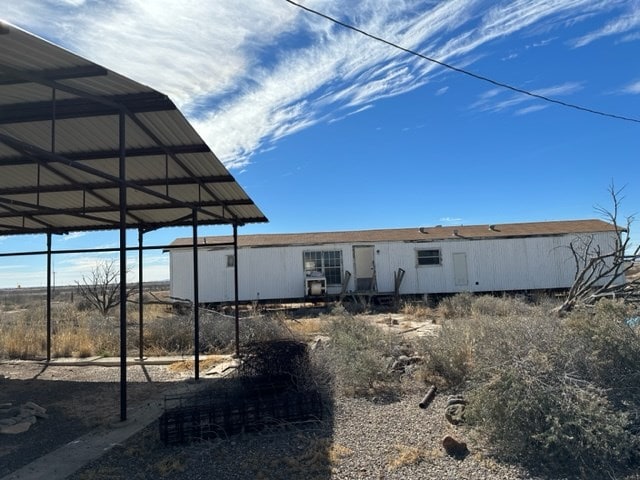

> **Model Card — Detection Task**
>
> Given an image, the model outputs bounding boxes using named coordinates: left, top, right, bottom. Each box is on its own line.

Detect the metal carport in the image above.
left=0, top=22, right=268, bottom=420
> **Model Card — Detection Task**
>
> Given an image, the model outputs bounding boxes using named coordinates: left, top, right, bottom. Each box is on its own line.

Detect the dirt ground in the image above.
left=0, top=361, right=193, bottom=477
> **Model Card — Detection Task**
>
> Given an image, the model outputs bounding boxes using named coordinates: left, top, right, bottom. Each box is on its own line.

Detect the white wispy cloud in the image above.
left=61, top=231, right=88, bottom=241
left=572, top=4, right=640, bottom=47
left=620, top=80, right=640, bottom=94
left=0, top=0, right=629, bottom=169
left=515, top=104, right=549, bottom=115
left=471, top=81, right=583, bottom=114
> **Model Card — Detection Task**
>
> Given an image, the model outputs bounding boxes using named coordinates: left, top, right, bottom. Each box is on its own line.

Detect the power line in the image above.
left=284, top=0, right=640, bottom=124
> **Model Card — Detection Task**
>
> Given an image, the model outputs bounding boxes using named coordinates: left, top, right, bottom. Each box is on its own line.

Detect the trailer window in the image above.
left=226, top=255, right=235, bottom=268
left=303, top=250, right=342, bottom=285
left=417, top=249, right=441, bottom=266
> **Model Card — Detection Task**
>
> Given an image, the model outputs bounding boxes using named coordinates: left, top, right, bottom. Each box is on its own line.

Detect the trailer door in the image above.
left=353, top=246, right=375, bottom=291
left=452, top=252, right=468, bottom=287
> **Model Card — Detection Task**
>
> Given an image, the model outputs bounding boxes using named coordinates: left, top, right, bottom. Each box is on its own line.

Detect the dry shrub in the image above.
left=467, top=349, right=637, bottom=478
left=564, top=299, right=640, bottom=414
left=321, top=313, right=396, bottom=396
left=425, top=294, right=640, bottom=478
left=469, top=294, right=535, bottom=317
left=416, top=316, right=476, bottom=389
left=416, top=294, right=640, bottom=477
left=400, top=299, right=431, bottom=318
left=140, top=314, right=193, bottom=355
left=438, top=292, right=474, bottom=319
left=139, top=310, right=294, bottom=356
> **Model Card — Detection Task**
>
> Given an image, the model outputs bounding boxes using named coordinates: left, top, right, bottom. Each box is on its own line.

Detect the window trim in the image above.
left=303, top=250, right=343, bottom=286
left=416, top=248, right=442, bottom=267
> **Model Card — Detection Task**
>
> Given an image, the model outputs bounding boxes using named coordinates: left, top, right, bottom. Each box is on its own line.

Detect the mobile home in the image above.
left=167, top=219, right=620, bottom=304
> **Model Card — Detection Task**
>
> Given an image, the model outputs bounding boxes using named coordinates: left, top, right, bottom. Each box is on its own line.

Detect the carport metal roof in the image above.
left=0, top=22, right=267, bottom=234
left=0, top=21, right=267, bottom=422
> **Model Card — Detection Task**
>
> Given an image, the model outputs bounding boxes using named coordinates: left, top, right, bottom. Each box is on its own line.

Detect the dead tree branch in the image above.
left=75, top=259, right=135, bottom=316
left=558, top=184, right=639, bottom=314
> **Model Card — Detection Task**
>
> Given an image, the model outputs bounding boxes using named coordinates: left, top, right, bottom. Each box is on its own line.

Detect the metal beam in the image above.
left=0, top=174, right=235, bottom=196
left=0, top=92, right=175, bottom=124
left=0, top=144, right=211, bottom=166
left=118, top=111, right=128, bottom=422
left=138, top=227, right=144, bottom=361
left=192, top=209, right=200, bottom=381
left=233, top=223, right=240, bottom=358
left=0, top=65, right=108, bottom=86
left=46, top=232, right=52, bottom=362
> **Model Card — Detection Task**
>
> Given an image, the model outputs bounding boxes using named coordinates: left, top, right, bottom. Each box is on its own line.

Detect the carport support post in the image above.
left=46, top=232, right=52, bottom=362
left=233, top=223, right=240, bottom=357
left=138, top=227, right=144, bottom=360
left=118, top=110, right=127, bottom=422
left=192, top=209, right=200, bottom=380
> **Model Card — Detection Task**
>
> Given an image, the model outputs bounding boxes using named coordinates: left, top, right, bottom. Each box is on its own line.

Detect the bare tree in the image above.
left=76, top=260, right=134, bottom=316
left=557, top=184, right=639, bottom=314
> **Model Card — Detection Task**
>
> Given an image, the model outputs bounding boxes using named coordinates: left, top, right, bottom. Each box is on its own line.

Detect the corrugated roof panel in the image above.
left=0, top=28, right=85, bottom=70
left=0, top=165, right=39, bottom=188
left=60, top=71, right=151, bottom=97
left=0, top=82, right=78, bottom=105
left=0, top=23, right=267, bottom=234
left=135, top=111, right=202, bottom=146
left=177, top=151, right=231, bottom=177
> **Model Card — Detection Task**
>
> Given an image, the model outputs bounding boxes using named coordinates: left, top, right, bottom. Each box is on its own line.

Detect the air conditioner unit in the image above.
left=305, top=276, right=326, bottom=297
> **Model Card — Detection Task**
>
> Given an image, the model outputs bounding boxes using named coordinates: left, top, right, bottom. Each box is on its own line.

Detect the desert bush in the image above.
left=438, top=292, right=474, bottom=319
left=417, top=316, right=476, bottom=389
left=321, top=313, right=395, bottom=396
left=423, top=294, right=640, bottom=477
left=419, top=295, right=560, bottom=388
left=138, top=314, right=194, bottom=355
left=466, top=349, right=638, bottom=477
left=564, top=299, right=640, bottom=413
left=469, top=294, right=535, bottom=317
left=138, top=309, right=295, bottom=355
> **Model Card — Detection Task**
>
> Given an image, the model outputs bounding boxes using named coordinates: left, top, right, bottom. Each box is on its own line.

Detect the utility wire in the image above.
left=285, top=0, right=640, bottom=124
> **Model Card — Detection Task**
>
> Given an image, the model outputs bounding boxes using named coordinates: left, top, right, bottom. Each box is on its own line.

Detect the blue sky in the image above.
left=1, top=0, right=639, bottom=288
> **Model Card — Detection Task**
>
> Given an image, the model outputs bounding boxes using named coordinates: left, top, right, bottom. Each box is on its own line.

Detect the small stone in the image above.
left=0, top=421, right=33, bottom=434
left=23, top=401, right=46, bottom=414
left=445, top=403, right=466, bottom=425
left=442, top=435, right=469, bottom=458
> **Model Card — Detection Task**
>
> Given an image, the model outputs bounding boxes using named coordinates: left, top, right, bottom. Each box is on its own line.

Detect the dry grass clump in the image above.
left=386, top=444, right=426, bottom=470
left=287, top=317, right=326, bottom=339
left=167, top=356, right=228, bottom=373
left=0, top=303, right=119, bottom=358
left=0, top=299, right=299, bottom=360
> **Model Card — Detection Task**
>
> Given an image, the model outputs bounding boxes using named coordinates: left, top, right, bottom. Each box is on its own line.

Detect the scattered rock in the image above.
left=442, top=435, right=469, bottom=458
left=0, top=421, right=33, bottom=435
left=0, top=401, right=47, bottom=434
left=445, top=395, right=467, bottom=425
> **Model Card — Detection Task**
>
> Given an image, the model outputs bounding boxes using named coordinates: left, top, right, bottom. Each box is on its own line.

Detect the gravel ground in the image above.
left=66, top=381, right=544, bottom=480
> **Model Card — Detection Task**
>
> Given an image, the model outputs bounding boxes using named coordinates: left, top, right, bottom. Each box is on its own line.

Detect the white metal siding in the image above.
left=168, top=231, right=621, bottom=302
